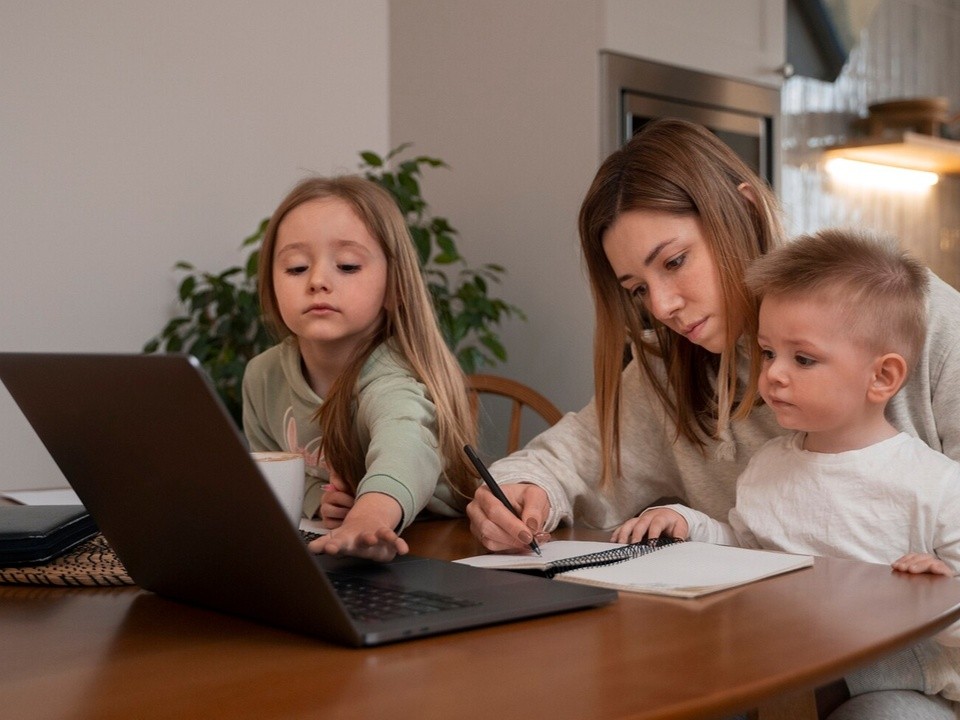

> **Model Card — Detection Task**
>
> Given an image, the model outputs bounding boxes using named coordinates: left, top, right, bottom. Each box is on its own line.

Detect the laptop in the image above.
left=0, top=352, right=616, bottom=646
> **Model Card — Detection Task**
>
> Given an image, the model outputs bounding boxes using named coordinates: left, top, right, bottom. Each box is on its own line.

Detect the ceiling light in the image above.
left=825, top=157, right=939, bottom=191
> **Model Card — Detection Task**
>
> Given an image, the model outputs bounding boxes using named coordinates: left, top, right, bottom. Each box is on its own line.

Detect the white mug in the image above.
left=251, top=451, right=305, bottom=526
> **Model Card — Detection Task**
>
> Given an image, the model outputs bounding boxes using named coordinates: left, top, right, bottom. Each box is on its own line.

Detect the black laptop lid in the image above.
left=0, top=352, right=362, bottom=644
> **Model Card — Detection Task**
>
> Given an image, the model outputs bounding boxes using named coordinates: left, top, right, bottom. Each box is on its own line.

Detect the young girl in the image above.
left=242, top=175, right=477, bottom=562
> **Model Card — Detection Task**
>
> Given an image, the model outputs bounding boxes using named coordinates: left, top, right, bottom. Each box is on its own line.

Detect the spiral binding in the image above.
left=544, top=536, right=683, bottom=579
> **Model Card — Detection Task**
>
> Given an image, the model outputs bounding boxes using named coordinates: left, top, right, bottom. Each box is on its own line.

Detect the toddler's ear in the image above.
left=867, top=353, right=908, bottom=403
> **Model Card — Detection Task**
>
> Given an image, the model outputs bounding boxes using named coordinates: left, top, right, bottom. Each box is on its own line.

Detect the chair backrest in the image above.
left=466, top=374, right=562, bottom=457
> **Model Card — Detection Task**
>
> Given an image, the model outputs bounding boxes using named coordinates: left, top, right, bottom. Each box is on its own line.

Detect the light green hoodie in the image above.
left=242, top=337, right=461, bottom=529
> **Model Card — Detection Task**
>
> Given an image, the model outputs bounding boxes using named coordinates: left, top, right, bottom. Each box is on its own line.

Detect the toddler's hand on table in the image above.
left=892, top=552, right=954, bottom=577
left=611, top=507, right=688, bottom=544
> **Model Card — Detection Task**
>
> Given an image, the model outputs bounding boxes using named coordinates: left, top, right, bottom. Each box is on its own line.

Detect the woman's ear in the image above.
left=867, top=353, right=908, bottom=404
left=737, top=182, right=760, bottom=208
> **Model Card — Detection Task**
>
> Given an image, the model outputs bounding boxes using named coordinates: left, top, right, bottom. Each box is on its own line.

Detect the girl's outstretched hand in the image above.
left=309, top=492, right=407, bottom=563
left=466, top=483, right=551, bottom=553
left=892, top=552, right=954, bottom=576
left=319, top=463, right=354, bottom=529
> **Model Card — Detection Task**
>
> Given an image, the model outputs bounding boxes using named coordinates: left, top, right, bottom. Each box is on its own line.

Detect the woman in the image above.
left=466, top=118, right=960, bottom=720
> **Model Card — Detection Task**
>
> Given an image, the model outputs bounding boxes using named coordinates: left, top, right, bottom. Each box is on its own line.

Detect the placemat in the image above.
left=0, top=533, right=134, bottom=587
left=0, top=529, right=323, bottom=587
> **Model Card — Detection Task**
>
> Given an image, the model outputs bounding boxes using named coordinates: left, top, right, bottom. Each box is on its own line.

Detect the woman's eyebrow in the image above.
left=643, top=238, right=677, bottom=267
left=615, top=239, right=677, bottom=283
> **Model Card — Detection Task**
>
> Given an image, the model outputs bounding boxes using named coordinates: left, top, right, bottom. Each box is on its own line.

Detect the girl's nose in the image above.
left=308, top=268, right=330, bottom=293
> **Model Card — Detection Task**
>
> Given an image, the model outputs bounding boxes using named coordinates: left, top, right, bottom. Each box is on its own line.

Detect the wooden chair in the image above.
left=466, top=374, right=563, bottom=456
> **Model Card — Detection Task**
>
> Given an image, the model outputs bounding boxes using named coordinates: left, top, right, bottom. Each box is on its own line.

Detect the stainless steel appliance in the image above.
left=601, top=52, right=781, bottom=188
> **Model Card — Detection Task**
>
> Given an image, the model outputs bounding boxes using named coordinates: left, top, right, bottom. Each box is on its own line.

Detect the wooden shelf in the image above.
left=823, top=131, right=960, bottom=174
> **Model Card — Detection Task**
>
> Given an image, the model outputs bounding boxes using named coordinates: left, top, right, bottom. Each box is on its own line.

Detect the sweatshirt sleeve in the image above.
left=932, top=465, right=960, bottom=647
left=488, top=359, right=688, bottom=532
left=355, top=373, right=444, bottom=533
left=662, top=504, right=741, bottom=546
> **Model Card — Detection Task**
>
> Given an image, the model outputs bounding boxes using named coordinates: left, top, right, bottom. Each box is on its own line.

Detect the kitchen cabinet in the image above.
left=602, top=0, right=787, bottom=88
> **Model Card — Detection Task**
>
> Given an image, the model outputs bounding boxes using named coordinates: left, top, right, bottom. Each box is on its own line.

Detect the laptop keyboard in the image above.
left=298, top=530, right=480, bottom=622
left=328, top=574, right=481, bottom=622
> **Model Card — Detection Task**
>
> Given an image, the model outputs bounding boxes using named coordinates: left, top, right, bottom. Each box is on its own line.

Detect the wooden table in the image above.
left=2, top=520, right=960, bottom=720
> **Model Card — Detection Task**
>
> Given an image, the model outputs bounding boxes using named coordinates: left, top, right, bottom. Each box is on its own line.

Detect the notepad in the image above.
left=456, top=540, right=814, bottom=598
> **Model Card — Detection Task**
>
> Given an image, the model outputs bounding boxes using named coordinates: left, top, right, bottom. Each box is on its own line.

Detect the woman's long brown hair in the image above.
left=578, top=119, right=783, bottom=487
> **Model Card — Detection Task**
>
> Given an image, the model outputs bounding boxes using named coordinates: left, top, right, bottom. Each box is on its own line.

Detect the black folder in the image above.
left=0, top=505, right=98, bottom=566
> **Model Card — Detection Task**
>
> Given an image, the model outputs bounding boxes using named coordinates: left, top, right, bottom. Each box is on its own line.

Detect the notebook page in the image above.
left=559, top=542, right=813, bottom=598
left=455, top=540, right=626, bottom=570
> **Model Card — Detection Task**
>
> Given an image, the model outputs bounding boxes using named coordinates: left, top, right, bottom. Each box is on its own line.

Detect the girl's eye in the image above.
left=795, top=354, right=817, bottom=367
left=285, top=265, right=308, bottom=276
left=759, top=348, right=775, bottom=362
left=338, top=263, right=361, bottom=274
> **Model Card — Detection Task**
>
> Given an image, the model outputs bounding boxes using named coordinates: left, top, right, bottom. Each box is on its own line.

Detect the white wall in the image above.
left=390, top=0, right=603, bottom=419
left=0, top=1, right=389, bottom=490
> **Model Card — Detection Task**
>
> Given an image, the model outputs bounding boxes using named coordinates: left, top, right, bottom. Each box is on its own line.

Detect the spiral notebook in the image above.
left=456, top=539, right=813, bottom=598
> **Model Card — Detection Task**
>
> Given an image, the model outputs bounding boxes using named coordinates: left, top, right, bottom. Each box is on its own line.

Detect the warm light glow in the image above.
left=825, top=157, right=939, bottom=191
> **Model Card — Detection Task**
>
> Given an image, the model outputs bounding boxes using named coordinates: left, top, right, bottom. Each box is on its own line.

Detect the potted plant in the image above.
left=144, top=145, right=523, bottom=427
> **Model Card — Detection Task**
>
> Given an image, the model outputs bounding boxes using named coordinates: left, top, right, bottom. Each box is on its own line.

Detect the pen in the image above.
left=464, top=444, right=542, bottom=556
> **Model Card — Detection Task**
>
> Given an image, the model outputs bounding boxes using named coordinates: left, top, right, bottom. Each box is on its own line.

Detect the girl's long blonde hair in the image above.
left=258, top=175, right=478, bottom=500
left=578, top=118, right=784, bottom=487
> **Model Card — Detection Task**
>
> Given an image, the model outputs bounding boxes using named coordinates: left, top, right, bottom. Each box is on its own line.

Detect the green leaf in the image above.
left=360, top=151, right=383, bottom=167
left=178, top=276, right=197, bottom=302
left=384, top=143, right=413, bottom=161
left=480, top=334, right=507, bottom=361
left=244, top=249, right=259, bottom=278
left=431, top=217, right=454, bottom=235
left=409, top=226, right=431, bottom=266
left=242, top=218, right=269, bottom=247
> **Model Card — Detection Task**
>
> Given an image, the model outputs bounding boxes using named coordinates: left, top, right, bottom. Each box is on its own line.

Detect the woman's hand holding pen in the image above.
left=466, top=483, right=551, bottom=552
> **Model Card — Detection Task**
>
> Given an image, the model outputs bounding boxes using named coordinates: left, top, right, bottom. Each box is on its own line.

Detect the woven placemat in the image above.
left=0, top=533, right=134, bottom=587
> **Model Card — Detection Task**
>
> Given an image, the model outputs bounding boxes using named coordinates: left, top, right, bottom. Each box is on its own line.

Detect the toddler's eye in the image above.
left=285, top=265, right=308, bottom=276
left=338, top=264, right=361, bottom=273
left=759, top=348, right=775, bottom=361
left=795, top=354, right=817, bottom=367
